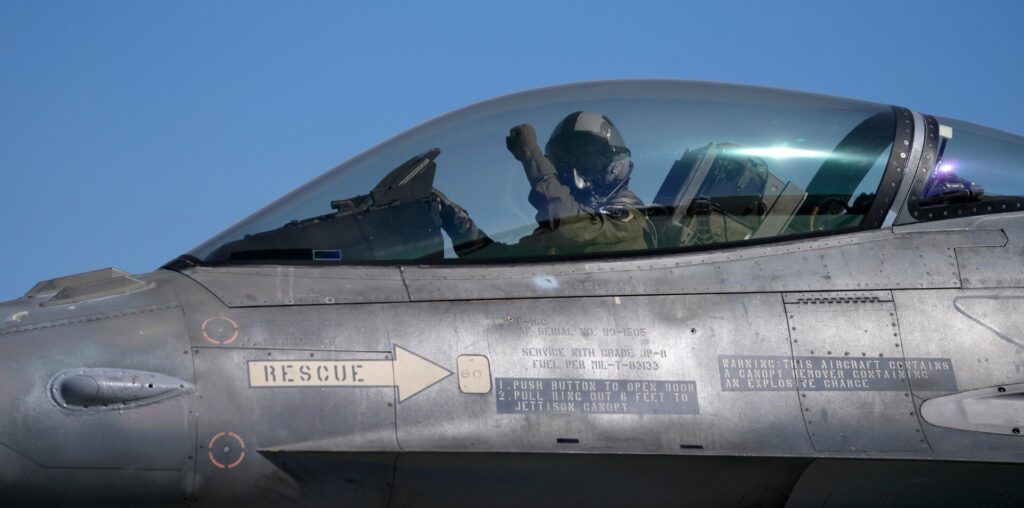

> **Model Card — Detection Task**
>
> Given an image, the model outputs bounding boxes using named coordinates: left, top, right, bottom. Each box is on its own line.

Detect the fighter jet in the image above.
left=2, top=80, right=1024, bottom=507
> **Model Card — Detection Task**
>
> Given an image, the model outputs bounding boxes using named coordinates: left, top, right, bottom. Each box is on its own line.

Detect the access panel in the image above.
left=783, top=291, right=934, bottom=453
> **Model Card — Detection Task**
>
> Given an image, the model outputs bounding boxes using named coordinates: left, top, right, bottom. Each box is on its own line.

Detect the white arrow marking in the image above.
left=247, top=345, right=452, bottom=402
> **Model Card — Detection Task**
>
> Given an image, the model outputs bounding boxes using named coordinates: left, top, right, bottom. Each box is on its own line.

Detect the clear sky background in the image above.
left=2, top=1, right=1023, bottom=300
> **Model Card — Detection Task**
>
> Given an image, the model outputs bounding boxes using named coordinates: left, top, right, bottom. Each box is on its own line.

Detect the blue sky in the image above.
left=2, top=1, right=1023, bottom=299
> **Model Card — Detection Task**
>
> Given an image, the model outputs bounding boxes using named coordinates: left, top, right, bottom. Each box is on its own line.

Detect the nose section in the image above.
left=0, top=270, right=197, bottom=505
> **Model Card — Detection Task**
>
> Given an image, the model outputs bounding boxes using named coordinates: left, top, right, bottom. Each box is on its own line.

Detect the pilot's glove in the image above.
left=506, top=124, right=558, bottom=185
left=433, top=189, right=479, bottom=236
left=506, top=124, right=541, bottom=161
left=432, top=188, right=494, bottom=256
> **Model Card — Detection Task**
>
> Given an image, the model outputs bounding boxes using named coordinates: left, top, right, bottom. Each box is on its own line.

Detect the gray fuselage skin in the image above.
left=2, top=211, right=1024, bottom=507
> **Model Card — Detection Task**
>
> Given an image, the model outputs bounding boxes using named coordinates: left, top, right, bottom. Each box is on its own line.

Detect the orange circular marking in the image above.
left=207, top=431, right=226, bottom=449
left=227, top=432, right=246, bottom=447
left=208, top=451, right=225, bottom=469
left=228, top=451, right=246, bottom=469
left=201, top=317, right=239, bottom=345
left=207, top=431, right=246, bottom=469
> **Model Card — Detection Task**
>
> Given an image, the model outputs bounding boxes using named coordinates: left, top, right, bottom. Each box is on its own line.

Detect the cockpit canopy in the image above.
left=188, top=80, right=910, bottom=265
left=908, top=116, right=1024, bottom=220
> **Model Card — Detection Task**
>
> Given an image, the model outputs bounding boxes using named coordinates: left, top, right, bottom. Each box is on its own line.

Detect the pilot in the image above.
left=436, top=111, right=651, bottom=257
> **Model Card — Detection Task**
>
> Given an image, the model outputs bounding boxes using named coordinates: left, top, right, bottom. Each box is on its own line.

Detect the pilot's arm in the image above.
left=506, top=124, right=650, bottom=252
left=435, top=125, right=650, bottom=259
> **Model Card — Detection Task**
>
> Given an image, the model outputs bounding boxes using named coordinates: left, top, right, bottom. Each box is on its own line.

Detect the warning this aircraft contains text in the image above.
left=718, top=355, right=957, bottom=392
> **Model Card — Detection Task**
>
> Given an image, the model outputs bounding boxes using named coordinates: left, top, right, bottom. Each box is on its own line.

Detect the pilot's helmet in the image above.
left=545, top=111, right=633, bottom=199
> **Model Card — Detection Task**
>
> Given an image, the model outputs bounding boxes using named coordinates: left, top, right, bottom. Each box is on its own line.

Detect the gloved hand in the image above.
left=432, top=188, right=495, bottom=256
left=433, top=189, right=462, bottom=229
left=506, top=124, right=542, bottom=162
left=506, top=124, right=558, bottom=185
left=433, top=188, right=478, bottom=235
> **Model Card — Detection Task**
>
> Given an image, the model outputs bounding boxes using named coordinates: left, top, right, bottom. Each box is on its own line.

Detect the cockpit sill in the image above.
left=164, top=223, right=1011, bottom=310
left=163, top=224, right=875, bottom=272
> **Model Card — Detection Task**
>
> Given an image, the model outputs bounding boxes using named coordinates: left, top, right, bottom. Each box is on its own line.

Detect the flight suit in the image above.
left=436, top=124, right=651, bottom=258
